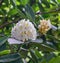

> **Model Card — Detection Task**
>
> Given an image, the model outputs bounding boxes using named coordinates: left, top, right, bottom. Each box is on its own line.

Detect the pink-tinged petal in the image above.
left=8, top=38, right=24, bottom=44
left=51, top=25, right=57, bottom=30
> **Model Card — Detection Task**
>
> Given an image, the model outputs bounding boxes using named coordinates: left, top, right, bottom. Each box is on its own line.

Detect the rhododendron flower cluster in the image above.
left=8, top=19, right=37, bottom=44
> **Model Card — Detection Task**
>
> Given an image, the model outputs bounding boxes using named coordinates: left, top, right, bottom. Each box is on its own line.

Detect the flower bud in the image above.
left=38, top=19, right=51, bottom=34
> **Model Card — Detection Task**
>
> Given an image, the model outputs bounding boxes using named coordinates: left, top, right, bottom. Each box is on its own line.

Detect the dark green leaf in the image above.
left=10, top=0, right=16, bottom=7
left=38, top=2, right=45, bottom=12
left=30, top=42, right=56, bottom=52
left=52, top=0, right=57, bottom=4
left=0, top=36, right=8, bottom=46
left=0, top=53, right=23, bottom=63
left=30, top=49, right=38, bottom=63
left=25, top=4, right=35, bottom=21
left=49, top=56, right=60, bottom=63
left=0, top=43, right=7, bottom=51
left=41, top=0, right=50, bottom=8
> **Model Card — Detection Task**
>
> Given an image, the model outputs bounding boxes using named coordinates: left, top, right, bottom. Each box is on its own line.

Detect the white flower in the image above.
left=38, top=19, right=51, bottom=34
left=8, top=19, right=37, bottom=44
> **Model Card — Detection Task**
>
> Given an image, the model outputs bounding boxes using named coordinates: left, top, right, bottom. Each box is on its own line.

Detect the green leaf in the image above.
left=41, top=0, right=50, bottom=8
left=0, top=36, right=8, bottom=46
left=38, top=2, right=45, bottom=12
left=49, top=56, right=60, bottom=63
left=0, top=36, right=8, bottom=51
left=25, top=4, right=35, bottom=21
left=45, top=53, right=56, bottom=62
left=40, top=58, right=46, bottom=63
left=29, top=0, right=36, bottom=6
left=10, top=0, right=16, bottom=7
left=20, top=0, right=29, bottom=5
left=0, top=9, right=5, bottom=15
left=35, top=49, right=42, bottom=58
left=8, top=9, right=18, bottom=16
left=58, top=0, right=60, bottom=3
left=4, top=0, right=9, bottom=6
left=30, top=49, right=38, bottom=63
left=52, top=0, right=57, bottom=4
left=0, top=50, right=11, bottom=56
left=20, top=49, right=28, bottom=58
left=11, top=0, right=26, bottom=18
left=0, top=53, right=23, bottom=63
left=30, top=42, right=56, bottom=52
left=16, top=9, right=26, bottom=18
left=0, top=43, right=7, bottom=51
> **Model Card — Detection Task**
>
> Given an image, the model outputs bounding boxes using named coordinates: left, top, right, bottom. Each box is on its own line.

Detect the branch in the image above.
left=0, top=18, right=20, bottom=29
left=36, top=8, right=60, bottom=15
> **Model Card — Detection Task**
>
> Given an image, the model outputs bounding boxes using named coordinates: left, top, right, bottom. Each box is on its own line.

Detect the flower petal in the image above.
left=8, top=38, right=24, bottom=44
left=51, top=25, right=57, bottom=30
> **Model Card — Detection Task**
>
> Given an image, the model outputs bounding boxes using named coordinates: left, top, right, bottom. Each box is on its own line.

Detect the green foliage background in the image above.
left=0, top=0, right=60, bottom=63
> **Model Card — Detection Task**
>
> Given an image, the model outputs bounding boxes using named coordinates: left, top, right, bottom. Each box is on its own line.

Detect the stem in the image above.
left=16, top=45, right=21, bottom=52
